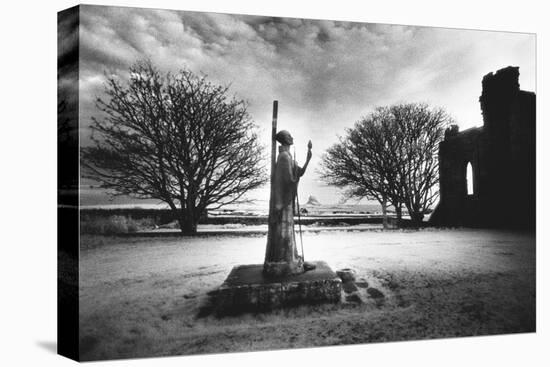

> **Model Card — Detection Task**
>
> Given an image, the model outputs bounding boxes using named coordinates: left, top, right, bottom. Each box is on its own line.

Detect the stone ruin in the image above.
left=430, top=66, right=535, bottom=229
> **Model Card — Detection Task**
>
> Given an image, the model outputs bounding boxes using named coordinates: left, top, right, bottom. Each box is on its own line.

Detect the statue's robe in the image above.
left=264, top=145, right=304, bottom=276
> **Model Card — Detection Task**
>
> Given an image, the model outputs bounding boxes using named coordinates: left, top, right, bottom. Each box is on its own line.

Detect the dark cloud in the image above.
left=76, top=5, right=535, bottom=205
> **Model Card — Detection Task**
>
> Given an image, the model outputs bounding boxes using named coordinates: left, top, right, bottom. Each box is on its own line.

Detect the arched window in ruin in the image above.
left=466, top=162, right=474, bottom=196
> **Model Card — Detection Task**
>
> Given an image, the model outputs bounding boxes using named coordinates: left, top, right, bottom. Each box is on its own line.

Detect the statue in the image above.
left=212, top=102, right=342, bottom=314
left=264, top=129, right=313, bottom=277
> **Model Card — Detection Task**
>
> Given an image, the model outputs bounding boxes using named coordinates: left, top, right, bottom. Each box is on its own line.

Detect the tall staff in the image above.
left=265, top=101, right=278, bottom=261
left=269, top=101, right=278, bottom=213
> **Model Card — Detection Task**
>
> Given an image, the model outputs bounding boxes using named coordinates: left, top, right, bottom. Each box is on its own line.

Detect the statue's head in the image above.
left=275, top=130, right=294, bottom=146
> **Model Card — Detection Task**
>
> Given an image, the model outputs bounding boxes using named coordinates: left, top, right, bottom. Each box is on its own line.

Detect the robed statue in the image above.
left=264, top=129, right=313, bottom=277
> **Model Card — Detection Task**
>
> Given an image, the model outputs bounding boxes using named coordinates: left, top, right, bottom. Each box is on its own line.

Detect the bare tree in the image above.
left=320, top=107, right=403, bottom=227
left=82, top=61, right=268, bottom=234
left=321, top=103, right=451, bottom=226
left=391, top=103, right=451, bottom=224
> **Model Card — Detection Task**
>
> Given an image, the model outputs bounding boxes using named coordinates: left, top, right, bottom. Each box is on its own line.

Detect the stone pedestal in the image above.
left=263, top=259, right=303, bottom=277
left=213, top=261, right=342, bottom=315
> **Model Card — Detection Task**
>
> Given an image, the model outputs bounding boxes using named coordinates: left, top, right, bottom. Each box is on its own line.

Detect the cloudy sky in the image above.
left=71, top=4, right=535, bottom=206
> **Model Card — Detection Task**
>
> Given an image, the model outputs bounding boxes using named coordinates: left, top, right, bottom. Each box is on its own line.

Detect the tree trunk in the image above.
left=410, top=211, right=424, bottom=227
left=180, top=220, right=198, bottom=234
left=404, top=203, right=423, bottom=227
left=178, top=207, right=198, bottom=234
left=395, top=204, right=402, bottom=227
left=381, top=199, right=388, bottom=229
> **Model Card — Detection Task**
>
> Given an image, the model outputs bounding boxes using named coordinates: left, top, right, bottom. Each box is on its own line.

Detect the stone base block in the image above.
left=213, top=261, right=342, bottom=315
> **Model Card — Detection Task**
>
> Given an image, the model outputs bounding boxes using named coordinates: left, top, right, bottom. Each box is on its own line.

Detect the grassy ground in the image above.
left=79, top=228, right=535, bottom=361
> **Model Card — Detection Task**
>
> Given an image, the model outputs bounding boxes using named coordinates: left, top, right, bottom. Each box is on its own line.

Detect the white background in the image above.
left=0, top=0, right=548, bottom=365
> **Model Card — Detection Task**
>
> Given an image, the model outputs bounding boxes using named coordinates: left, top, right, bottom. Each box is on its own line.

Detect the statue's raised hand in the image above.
left=306, top=140, right=312, bottom=161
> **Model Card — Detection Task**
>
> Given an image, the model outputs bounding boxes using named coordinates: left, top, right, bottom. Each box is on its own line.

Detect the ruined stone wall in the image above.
left=431, top=127, right=484, bottom=226
left=430, top=66, right=535, bottom=229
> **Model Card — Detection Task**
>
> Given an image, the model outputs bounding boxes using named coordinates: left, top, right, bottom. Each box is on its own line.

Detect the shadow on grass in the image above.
left=196, top=288, right=361, bottom=321
left=36, top=340, right=57, bottom=354
left=196, top=290, right=218, bottom=318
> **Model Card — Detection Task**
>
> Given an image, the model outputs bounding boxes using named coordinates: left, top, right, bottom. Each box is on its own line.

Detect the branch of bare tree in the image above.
left=81, top=60, right=268, bottom=234
left=320, top=103, right=452, bottom=226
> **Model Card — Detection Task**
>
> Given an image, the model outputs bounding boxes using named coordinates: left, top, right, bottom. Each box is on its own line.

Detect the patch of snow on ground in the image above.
left=78, top=228, right=535, bottom=361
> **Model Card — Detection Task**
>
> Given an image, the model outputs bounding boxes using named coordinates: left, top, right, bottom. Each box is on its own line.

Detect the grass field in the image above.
left=78, top=228, right=535, bottom=361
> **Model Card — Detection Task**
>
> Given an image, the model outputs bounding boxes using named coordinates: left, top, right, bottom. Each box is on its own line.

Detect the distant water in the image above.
left=80, top=199, right=385, bottom=216
left=80, top=184, right=383, bottom=214
left=80, top=183, right=381, bottom=211
left=80, top=203, right=173, bottom=209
